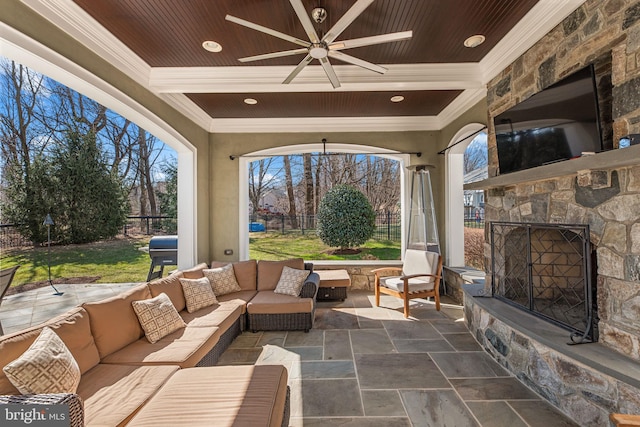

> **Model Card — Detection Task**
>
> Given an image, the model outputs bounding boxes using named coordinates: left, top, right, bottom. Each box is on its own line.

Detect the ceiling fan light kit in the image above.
left=224, top=0, right=412, bottom=89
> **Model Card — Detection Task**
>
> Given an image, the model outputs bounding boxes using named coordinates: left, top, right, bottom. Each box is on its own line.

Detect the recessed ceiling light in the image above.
left=202, top=40, right=222, bottom=53
left=464, top=35, right=485, bottom=48
left=390, top=95, right=405, bottom=103
left=244, top=98, right=258, bottom=105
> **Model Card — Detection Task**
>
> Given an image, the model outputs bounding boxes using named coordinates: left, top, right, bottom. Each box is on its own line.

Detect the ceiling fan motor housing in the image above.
left=312, top=7, right=327, bottom=24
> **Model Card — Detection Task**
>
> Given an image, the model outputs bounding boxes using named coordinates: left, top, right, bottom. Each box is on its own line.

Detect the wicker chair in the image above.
left=0, top=265, right=20, bottom=335
left=373, top=249, right=442, bottom=318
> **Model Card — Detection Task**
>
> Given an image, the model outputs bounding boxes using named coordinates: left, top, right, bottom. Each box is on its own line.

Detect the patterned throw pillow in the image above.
left=132, top=293, right=186, bottom=344
left=203, top=264, right=241, bottom=296
left=273, top=266, right=310, bottom=297
left=3, top=327, right=81, bottom=395
left=180, top=277, right=218, bottom=313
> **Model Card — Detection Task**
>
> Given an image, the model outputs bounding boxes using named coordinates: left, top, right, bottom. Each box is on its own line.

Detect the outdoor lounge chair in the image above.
left=373, top=249, right=442, bottom=318
left=0, top=265, right=20, bottom=335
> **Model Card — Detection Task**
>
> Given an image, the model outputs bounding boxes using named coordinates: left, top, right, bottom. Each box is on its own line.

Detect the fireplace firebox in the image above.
left=490, top=222, right=598, bottom=343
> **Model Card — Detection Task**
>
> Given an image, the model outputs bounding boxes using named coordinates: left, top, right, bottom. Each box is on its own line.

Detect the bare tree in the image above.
left=303, top=153, right=314, bottom=227
left=248, top=158, right=280, bottom=213
left=283, top=155, right=298, bottom=228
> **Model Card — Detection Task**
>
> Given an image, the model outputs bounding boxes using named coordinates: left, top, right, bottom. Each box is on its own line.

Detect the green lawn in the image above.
left=1, top=238, right=151, bottom=287
left=249, top=232, right=401, bottom=261
left=1, top=233, right=400, bottom=287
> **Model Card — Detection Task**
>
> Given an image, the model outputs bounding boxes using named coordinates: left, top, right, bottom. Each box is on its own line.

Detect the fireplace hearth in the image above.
left=490, top=221, right=598, bottom=343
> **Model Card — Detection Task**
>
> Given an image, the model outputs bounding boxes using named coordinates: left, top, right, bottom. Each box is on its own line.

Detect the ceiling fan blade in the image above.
left=225, top=15, right=309, bottom=48
left=329, top=31, right=413, bottom=51
left=239, top=48, right=308, bottom=63
left=289, top=0, right=320, bottom=44
left=323, top=0, right=374, bottom=44
left=328, top=51, right=387, bottom=74
left=283, top=54, right=314, bottom=84
left=319, top=57, right=341, bottom=89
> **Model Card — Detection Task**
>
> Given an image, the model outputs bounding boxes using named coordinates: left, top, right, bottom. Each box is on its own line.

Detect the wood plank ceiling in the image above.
left=72, top=0, right=539, bottom=120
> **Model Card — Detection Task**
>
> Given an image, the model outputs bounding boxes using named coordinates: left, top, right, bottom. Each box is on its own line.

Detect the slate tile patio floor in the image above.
left=0, top=286, right=580, bottom=426
left=218, top=291, right=579, bottom=427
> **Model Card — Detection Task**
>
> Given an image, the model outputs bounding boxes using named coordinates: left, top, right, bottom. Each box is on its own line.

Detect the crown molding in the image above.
left=479, top=0, right=587, bottom=83
left=437, top=88, right=488, bottom=129
left=209, top=115, right=442, bottom=133
left=21, top=0, right=152, bottom=88
left=149, top=63, right=483, bottom=93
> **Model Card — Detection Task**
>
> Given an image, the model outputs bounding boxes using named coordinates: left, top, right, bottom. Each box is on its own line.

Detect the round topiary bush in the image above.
left=316, top=184, right=376, bottom=250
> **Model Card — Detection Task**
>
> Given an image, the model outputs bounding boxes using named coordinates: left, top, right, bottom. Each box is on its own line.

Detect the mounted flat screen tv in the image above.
left=494, top=64, right=604, bottom=175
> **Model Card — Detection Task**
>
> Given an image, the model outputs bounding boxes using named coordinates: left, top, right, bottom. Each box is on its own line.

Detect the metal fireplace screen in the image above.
left=490, top=222, right=597, bottom=343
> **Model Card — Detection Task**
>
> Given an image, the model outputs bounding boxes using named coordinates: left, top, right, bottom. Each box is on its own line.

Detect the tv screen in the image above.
left=494, top=64, right=603, bottom=175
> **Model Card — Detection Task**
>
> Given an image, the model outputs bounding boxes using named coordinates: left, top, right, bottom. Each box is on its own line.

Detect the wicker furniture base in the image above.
left=316, top=269, right=351, bottom=301
left=281, top=386, right=290, bottom=427
left=317, top=286, right=348, bottom=301
left=195, top=315, right=242, bottom=367
left=248, top=312, right=314, bottom=333
left=0, top=393, right=84, bottom=427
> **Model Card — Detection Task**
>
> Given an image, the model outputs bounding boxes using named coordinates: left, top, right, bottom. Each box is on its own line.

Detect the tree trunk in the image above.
left=303, top=153, right=314, bottom=228
left=283, top=155, right=298, bottom=229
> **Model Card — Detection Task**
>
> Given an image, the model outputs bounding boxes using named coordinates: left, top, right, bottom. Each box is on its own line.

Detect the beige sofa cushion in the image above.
left=180, top=301, right=243, bottom=330
left=147, top=271, right=186, bottom=312
left=132, top=293, right=186, bottom=344
left=0, top=307, right=99, bottom=395
left=216, top=290, right=258, bottom=314
left=247, top=291, right=314, bottom=314
left=257, top=258, right=305, bottom=291
left=83, top=283, right=151, bottom=359
left=100, top=326, right=220, bottom=369
left=181, top=262, right=208, bottom=279
left=211, top=259, right=257, bottom=291
left=3, top=327, right=81, bottom=395
left=126, top=365, right=288, bottom=427
left=77, top=363, right=178, bottom=427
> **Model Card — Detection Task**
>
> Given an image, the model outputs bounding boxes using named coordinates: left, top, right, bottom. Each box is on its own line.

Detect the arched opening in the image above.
left=239, top=144, right=410, bottom=260
left=444, top=123, right=486, bottom=267
left=1, top=23, right=198, bottom=268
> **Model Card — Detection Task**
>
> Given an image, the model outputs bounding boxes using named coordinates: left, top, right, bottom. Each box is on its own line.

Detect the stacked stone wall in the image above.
left=485, top=0, right=640, bottom=360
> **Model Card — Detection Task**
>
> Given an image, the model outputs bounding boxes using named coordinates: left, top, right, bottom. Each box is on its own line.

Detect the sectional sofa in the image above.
left=0, top=258, right=319, bottom=426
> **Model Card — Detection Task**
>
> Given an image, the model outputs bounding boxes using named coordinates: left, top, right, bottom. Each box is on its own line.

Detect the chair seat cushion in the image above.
left=381, top=276, right=435, bottom=293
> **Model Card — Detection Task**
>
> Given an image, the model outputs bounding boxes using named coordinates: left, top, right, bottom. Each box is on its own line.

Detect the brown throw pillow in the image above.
left=273, top=266, right=310, bottom=297
left=132, top=293, right=186, bottom=344
left=180, top=277, right=218, bottom=313
left=3, top=327, right=81, bottom=395
left=203, top=264, right=242, bottom=296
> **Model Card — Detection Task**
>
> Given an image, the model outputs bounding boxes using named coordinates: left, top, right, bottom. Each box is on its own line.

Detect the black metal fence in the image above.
left=464, top=206, right=485, bottom=229
left=0, top=216, right=177, bottom=249
left=249, top=211, right=401, bottom=242
left=123, top=216, right=176, bottom=236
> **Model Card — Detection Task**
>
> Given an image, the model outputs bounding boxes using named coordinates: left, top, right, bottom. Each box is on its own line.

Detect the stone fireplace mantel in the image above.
left=464, top=144, right=640, bottom=191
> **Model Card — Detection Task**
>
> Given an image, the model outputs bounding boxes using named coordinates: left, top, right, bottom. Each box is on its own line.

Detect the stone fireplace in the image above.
left=461, top=0, right=640, bottom=423
left=490, top=221, right=597, bottom=343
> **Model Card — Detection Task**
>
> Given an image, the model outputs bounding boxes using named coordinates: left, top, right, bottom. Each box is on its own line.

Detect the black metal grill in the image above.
left=147, top=235, right=178, bottom=281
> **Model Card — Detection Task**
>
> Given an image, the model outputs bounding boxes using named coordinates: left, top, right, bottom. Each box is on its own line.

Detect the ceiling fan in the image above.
left=225, top=0, right=412, bottom=89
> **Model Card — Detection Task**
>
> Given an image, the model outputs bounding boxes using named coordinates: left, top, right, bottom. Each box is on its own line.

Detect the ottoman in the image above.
left=126, top=365, right=290, bottom=427
left=316, top=269, right=351, bottom=301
